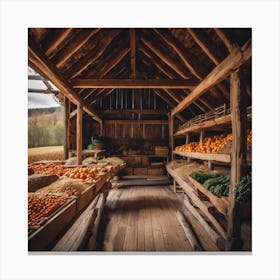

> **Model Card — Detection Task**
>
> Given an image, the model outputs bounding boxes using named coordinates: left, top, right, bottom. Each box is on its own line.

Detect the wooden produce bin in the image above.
left=188, top=175, right=229, bottom=216
left=75, top=184, right=95, bottom=213
left=28, top=197, right=76, bottom=251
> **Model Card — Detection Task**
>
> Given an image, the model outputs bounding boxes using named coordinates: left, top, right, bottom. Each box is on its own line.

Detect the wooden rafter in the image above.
left=65, top=29, right=122, bottom=79
left=44, top=28, right=73, bottom=56
left=187, top=28, right=223, bottom=65
left=141, top=34, right=190, bottom=79
left=140, top=48, right=207, bottom=114
left=187, top=28, right=230, bottom=99
left=214, top=28, right=233, bottom=52
left=28, top=36, right=102, bottom=123
left=171, top=40, right=251, bottom=117
left=71, top=78, right=199, bottom=89
left=139, top=44, right=181, bottom=79
left=84, top=47, right=130, bottom=79
left=153, top=28, right=201, bottom=80
left=51, top=28, right=101, bottom=67
left=153, top=29, right=229, bottom=102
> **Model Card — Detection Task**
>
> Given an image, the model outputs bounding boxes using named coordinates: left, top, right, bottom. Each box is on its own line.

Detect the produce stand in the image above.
left=28, top=162, right=125, bottom=251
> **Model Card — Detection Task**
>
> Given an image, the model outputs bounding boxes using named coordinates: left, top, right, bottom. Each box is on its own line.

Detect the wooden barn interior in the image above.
left=28, top=28, right=252, bottom=252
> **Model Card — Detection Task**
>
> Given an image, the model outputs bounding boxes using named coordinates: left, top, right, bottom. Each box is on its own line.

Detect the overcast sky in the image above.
left=28, top=92, right=61, bottom=108
left=28, top=78, right=61, bottom=108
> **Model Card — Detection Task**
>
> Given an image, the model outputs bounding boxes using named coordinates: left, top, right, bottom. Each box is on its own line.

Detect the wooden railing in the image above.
left=176, top=105, right=251, bottom=133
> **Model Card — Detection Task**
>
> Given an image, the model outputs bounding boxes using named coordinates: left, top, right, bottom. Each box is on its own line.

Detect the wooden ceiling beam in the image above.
left=130, top=28, right=136, bottom=78
left=187, top=28, right=230, bottom=99
left=171, top=40, right=251, bottom=117
left=97, top=109, right=168, bottom=115
left=72, top=78, right=199, bottom=89
left=164, top=89, right=182, bottom=103
left=86, top=47, right=130, bottom=79
left=51, top=28, right=101, bottom=67
left=153, top=29, right=229, bottom=101
left=139, top=44, right=181, bottom=79
left=65, top=29, right=122, bottom=79
left=214, top=28, right=234, bottom=52
left=83, top=54, right=129, bottom=104
left=187, top=28, right=223, bottom=65
left=143, top=54, right=206, bottom=114
left=44, top=28, right=73, bottom=56
left=141, top=35, right=191, bottom=79
left=153, top=28, right=202, bottom=80
left=28, top=36, right=102, bottom=123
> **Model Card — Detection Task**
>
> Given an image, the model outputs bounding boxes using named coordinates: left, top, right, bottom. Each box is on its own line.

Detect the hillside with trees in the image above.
left=28, top=107, right=65, bottom=148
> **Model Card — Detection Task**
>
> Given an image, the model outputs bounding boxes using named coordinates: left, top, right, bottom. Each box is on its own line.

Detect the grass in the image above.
left=28, top=146, right=64, bottom=164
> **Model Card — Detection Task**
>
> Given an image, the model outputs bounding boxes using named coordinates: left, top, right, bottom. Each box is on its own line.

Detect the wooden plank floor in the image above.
left=98, top=186, right=220, bottom=252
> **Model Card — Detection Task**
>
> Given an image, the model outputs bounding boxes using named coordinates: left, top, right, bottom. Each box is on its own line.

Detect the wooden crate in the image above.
left=141, top=156, right=149, bottom=167
left=148, top=167, right=165, bottom=176
left=188, top=175, right=229, bottom=216
left=28, top=198, right=76, bottom=251
left=133, top=167, right=148, bottom=176
left=155, top=146, right=168, bottom=156
left=122, top=156, right=141, bottom=167
left=75, top=185, right=94, bottom=213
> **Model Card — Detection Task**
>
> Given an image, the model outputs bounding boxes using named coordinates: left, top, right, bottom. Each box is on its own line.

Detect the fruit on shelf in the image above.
left=175, top=130, right=252, bottom=154
left=29, top=163, right=113, bottom=183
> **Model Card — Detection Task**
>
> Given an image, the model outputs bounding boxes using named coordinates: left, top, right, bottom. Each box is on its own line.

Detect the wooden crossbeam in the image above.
left=71, top=79, right=198, bottom=89
left=28, top=36, right=102, bottom=123
left=51, top=28, right=101, bottom=67
left=96, top=109, right=168, bottom=115
left=104, top=120, right=168, bottom=125
left=28, top=88, right=59, bottom=94
left=65, top=29, right=122, bottom=79
left=171, top=40, right=251, bottom=117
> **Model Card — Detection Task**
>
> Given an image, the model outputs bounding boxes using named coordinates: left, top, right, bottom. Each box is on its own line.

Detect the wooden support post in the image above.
left=199, top=129, right=205, bottom=142
left=169, top=114, right=174, bottom=159
left=64, top=97, right=70, bottom=160
left=76, top=104, right=83, bottom=165
left=100, top=121, right=105, bottom=137
left=226, top=69, right=247, bottom=250
left=185, top=133, right=190, bottom=144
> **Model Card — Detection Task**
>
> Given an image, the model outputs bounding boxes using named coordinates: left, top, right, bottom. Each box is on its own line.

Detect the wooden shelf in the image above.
left=187, top=175, right=229, bottom=216
left=173, top=151, right=231, bottom=163
left=174, top=114, right=232, bottom=136
left=174, top=107, right=251, bottom=137
left=166, top=165, right=227, bottom=239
